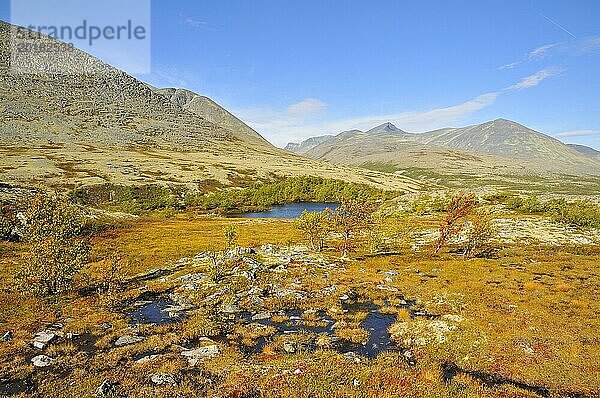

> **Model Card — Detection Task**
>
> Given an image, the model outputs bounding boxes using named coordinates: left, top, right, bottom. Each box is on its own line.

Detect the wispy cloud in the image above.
left=183, top=17, right=207, bottom=29
left=286, top=98, right=327, bottom=116
left=506, top=68, right=564, bottom=90
left=528, top=43, right=557, bottom=60
left=499, top=35, right=600, bottom=70
left=499, top=61, right=521, bottom=70
left=554, top=130, right=600, bottom=137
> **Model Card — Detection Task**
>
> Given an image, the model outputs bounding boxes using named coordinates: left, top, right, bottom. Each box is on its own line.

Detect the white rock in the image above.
left=114, top=335, right=145, bottom=347
left=151, top=373, right=176, bottom=385
left=32, top=331, right=56, bottom=349
left=31, top=354, right=53, bottom=367
left=181, top=345, right=220, bottom=365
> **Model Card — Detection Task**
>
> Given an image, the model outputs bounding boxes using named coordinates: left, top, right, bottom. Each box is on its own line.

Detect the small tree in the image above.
left=17, top=193, right=90, bottom=296
left=223, top=225, right=238, bottom=250
left=208, top=250, right=227, bottom=283
left=97, top=253, right=126, bottom=293
left=329, top=198, right=376, bottom=257
left=463, top=210, right=497, bottom=258
left=295, top=210, right=329, bottom=251
left=433, top=192, right=476, bottom=255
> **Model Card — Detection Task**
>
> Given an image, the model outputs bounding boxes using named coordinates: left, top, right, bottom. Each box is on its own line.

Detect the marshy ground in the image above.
left=0, top=211, right=598, bottom=397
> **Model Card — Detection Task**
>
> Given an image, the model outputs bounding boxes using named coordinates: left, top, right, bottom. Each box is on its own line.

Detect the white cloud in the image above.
left=286, top=98, right=327, bottom=116
left=506, top=68, right=563, bottom=91
left=183, top=17, right=207, bottom=29
left=554, top=130, right=600, bottom=137
left=499, top=61, right=521, bottom=70
left=528, top=44, right=558, bottom=60
left=501, top=35, right=600, bottom=69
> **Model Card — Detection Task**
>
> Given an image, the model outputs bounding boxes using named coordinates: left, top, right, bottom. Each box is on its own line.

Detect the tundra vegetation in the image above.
left=0, top=180, right=599, bottom=398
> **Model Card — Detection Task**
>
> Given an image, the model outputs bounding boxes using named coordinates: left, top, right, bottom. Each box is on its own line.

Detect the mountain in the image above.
left=300, top=119, right=600, bottom=177
left=365, top=122, right=411, bottom=137
left=155, top=88, right=270, bottom=146
left=285, top=123, right=409, bottom=155
left=0, top=21, right=421, bottom=192
left=568, top=144, right=600, bottom=159
left=285, top=135, right=334, bottom=154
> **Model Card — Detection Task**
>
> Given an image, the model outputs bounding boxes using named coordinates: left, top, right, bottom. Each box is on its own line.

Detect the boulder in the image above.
left=32, top=331, right=56, bottom=349
left=151, top=373, right=176, bottom=385
left=181, top=345, right=220, bottom=366
left=251, top=312, right=271, bottom=321
left=114, top=335, right=145, bottom=347
left=31, top=355, right=53, bottom=367
left=95, top=379, right=117, bottom=397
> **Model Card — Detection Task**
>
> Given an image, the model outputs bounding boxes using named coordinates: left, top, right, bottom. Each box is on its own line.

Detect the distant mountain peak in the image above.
left=366, top=122, right=408, bottom=135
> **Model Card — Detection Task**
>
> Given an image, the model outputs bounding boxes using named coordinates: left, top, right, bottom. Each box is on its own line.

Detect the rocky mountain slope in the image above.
left=0, top=21, right=421, bottom=192
left=155, top=88, right=271, bottom=147
left=568, top=144, right=600, bottom=159
left=289, top=120, right=600, bottom=176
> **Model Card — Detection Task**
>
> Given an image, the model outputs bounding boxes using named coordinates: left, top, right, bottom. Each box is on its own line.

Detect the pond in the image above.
left=233, top=202, right=339, bottom=219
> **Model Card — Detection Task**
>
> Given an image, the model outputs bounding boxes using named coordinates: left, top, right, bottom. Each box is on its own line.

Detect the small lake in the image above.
left=234, top=202, right=339, bottom=219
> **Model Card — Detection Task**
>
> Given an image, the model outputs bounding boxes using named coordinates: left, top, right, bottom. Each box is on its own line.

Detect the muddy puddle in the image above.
left=127, top=297, right=189, bottom=325
left=127, top=296, right=428, bottom=361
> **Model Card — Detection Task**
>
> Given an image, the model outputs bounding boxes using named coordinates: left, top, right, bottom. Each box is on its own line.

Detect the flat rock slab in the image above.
left=31, top=355, right=53, bottom=367
left=114, top=335, right=145, bottom=347
left=181, top=345, right=220, bottom=366
left=251, top=312, right=271, bottom=321
left=32, top=331, right=56, bottom=349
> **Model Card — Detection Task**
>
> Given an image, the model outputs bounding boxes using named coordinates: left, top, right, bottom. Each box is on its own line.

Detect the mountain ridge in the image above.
left=287, top=119, right=600, bottom=176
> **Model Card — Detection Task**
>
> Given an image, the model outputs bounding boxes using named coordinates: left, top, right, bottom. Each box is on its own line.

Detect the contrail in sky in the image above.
left=541, top=13, right=577, bottom=39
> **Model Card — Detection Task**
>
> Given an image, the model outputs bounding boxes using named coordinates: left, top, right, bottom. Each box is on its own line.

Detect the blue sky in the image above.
left=3, top=0, right=600, bottom=149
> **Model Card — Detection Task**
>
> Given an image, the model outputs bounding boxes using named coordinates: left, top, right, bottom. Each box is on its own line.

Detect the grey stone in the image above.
left=31, top=354, right=53, bottom=367
left=32, top=331, right=56, bottom=349
left=151, top=373, right=176, bottom=385
left=221, top=304, right=240, bottom=314
left=1, top=331, right=12, bottom=342
left=283, top=342, right=296, bottom=354
left=114, top=335, right=145, bottom=347
left=95, top=379, right=116, bottom=397
left=251, top=312, right=271, bottom=321
left=181, top=345, right=220, bottom=365
left=135, top=354, right=159, bottom=364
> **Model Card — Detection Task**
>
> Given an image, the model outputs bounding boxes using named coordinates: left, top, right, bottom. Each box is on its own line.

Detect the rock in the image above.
left=293, top=368, right=302, bottom=375
left=283, top=342, right=296, bottom=354
left=136, top=354, right=159, bottom=364
left=342, top=351, right=361, bottom=363
left=114, top=335, right=145, bottom=347
left=32, top=331, right=56, bottom=349
left=100, top=322, right=112, bottom=330
left=95, top=379, right=116, bottom=397
left=376, top=284, right=399, bottom=292
left=1, top=331, right=12, bottom=342
left=441, top=314, right=464, bottom=323
left=221, top=304, right=240, bottom=314
left=251, top=312, right=271, bottom=321
left=151, top=373, right=176, bottom=385
left=339, top=294, right=350, bottom=301
left=181, top=345, right=220, bottom=365
left=31, top=355, right=53, bottom=367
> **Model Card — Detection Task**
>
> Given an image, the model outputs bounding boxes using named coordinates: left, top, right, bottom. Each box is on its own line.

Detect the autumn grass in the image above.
left=0, top=214, right=598, bottom=397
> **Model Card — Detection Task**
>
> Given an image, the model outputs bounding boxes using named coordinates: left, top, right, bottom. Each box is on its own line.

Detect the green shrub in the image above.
left=17, top=193, right=91, bottom=296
